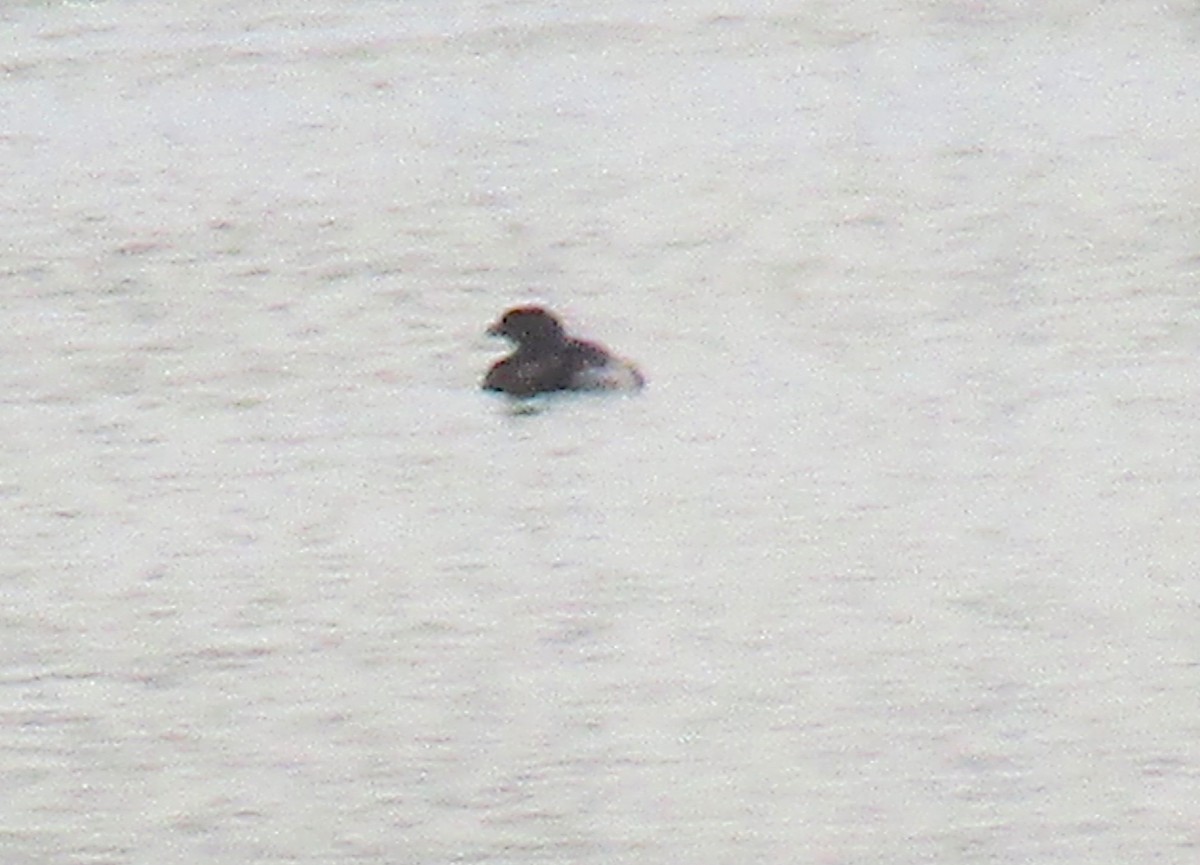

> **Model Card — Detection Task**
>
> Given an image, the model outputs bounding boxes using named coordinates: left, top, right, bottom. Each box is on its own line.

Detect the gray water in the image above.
left=3, top=1, right=1199, bottom=863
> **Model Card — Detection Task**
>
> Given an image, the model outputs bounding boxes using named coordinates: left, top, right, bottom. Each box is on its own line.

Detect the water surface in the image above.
left=2, top=2, right=1199, bottom=863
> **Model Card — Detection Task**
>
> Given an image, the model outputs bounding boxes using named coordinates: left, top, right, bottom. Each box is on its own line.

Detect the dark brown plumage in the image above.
left=482, top=306, right=644, bottom=397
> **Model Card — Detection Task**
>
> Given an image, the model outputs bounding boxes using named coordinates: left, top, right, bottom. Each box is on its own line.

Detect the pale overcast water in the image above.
left=3, top=1, right=1199, bottom=863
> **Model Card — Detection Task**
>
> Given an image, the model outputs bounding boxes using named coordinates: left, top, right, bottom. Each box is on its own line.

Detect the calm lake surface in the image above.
left=2, top=1, right=1199, bottom=863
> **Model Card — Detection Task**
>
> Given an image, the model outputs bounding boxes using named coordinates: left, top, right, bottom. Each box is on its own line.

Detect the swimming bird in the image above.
left=482, top=306, right=644, bottom=397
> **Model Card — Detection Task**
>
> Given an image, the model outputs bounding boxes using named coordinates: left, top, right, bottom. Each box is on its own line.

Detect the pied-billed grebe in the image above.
left=482, top=306, right=645, bottom=397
